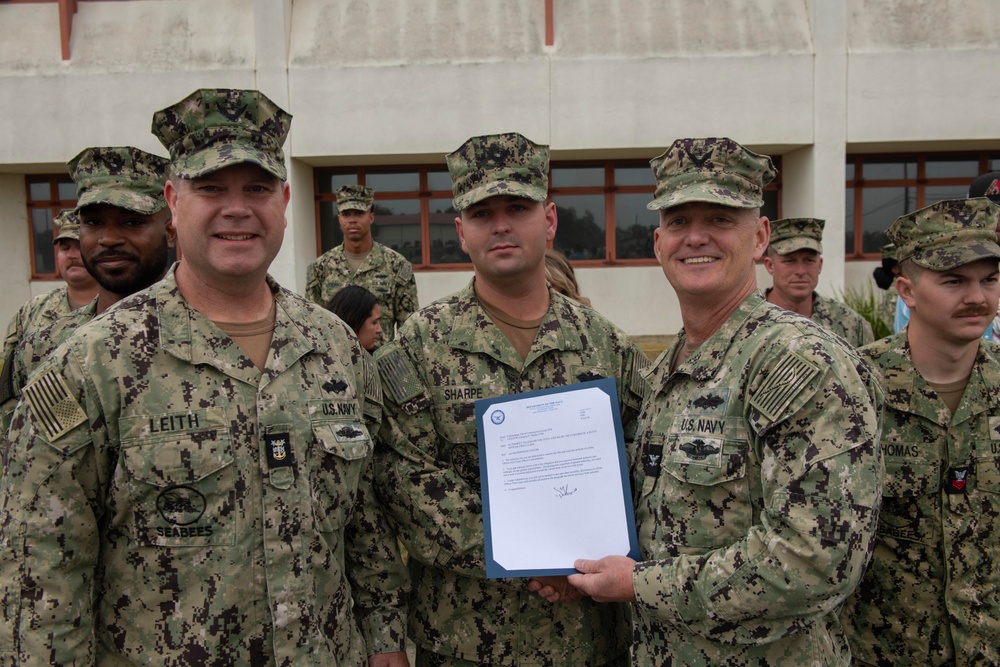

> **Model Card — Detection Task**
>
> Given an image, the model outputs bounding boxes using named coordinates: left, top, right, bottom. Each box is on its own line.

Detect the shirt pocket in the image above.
left=878, top=456, right=940, bottom=545
left=311, top=418, right=373, bottom=532
left=660, top=434, right=751, bottom=549
left=121, top=424, right=235, bottom=548
left=435, top=403, right=480, bottom=486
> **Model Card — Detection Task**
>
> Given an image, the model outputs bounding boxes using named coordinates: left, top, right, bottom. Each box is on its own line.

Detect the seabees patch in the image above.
left=750, top=351, right=821, bottom=423
left=23, top=369, right=87, bottom=441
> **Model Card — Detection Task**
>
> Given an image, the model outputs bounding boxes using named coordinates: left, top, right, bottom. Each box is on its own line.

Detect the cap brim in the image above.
left=173, top=145, right=287, bottom=180
left=52, top=232, right=78, bottom=243
left=453, top=181, right=547, bottom=211
left=646, top=184, right=763, bottom=211
left=336, top=201, right=373, bottom=213
left=770, top=238, right=822, bottom=255
left=77, top=188, right=166, bottom=215
left=912, top=241, right=1000, bottom=271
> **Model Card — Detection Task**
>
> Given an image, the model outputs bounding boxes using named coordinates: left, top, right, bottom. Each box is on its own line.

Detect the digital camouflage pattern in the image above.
left=68, top=146, right=169, bottom=215
left=647, top=137, right=776, bottom=211
left=768, top=217, right=825, bottom=255
left=447, top=132, right=549, bottom=211
left=336, top=184, right=375, bottom=212
left=887, top=198, right=1000, bottom=271
left=151, top=88, right=292, bottom=180
left=373, top=280, right=649, bottom=666
left=52, top=209, right=81, bottom=242
left=0, top=269, right=408, bottom=666
left=630, top=292, right=884, bottom=667
left=808, top=292, right=874, bottom=348
left=306, top=242, right=417, bottom=346
left=0, top=288, right=77, bottom=434
left=842, top=334, right=1000, bottom=666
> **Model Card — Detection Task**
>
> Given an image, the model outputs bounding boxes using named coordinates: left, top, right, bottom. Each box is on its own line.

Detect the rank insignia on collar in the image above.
left=266, top=432, right=294, bottom=469
left=945, top=465, right=969, bottom=494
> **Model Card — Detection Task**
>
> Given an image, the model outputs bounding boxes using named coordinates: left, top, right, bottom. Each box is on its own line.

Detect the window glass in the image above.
left=318, top=202, right=342, bottom=251
left=925, top=185, right=969, bottom=205
left=373, top=199, right=421, bottom=262
left=427, top=170, right=453, bottom=192
left=318, top=173, right=357, bottom=194
left=761, top=191, right=779, bottom=223
left=550, top=167, right=602, bottom=188
left=863, top=159, right=916, bottom=180
left=615, top=193, right=657, bottom=259
left=57, top=179, right=76, bottom=201
left=553, top=194, right=605, bottom=260
left=367, top=172, right=419, bottom=192
left=28, top=180, right=50, bottom=201
left=926, top=158, right=979, bottom=179
left=862, top=187, right=912, bottom=254
left=32, top=209, right=56, bottom=275
left=614, top=165, right=656, bottom=187
left=990, top=158, right=1000, bottom=170
left=845, top=161, right=855, bottom=180
left=845, top=189, right=855, bottom=254
left=429, top=198, right=466, bottom=264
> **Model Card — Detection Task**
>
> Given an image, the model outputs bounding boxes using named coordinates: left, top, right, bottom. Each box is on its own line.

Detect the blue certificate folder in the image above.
left=475, top=377, right=640, bottom=579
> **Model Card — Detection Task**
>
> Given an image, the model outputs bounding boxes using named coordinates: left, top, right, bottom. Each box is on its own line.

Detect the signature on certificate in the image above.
left=554, top=485, right=578, bottom=498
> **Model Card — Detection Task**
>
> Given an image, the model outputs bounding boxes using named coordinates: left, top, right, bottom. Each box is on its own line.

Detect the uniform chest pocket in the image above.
left=660, top=435, right=751, bottom=548
left=878, top=457, right=940, bottom=544
left=975, top=456, right=1000, bottom=495
left=311, top=419, right=373, bottom=532
left=121, top=431, right=236, bottom=548
left=435, top=404, right=480, bottom=486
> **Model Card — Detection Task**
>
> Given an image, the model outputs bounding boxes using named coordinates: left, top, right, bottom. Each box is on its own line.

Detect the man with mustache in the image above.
left=842, top=198, right=1000, bottom=666
left=763, top=217, right=874, bottom=347
left=372, top=132, right=648, bottom=666
left=306, top=184, right=417, bottom=349
left=0, top=210, right=98, bottom=434
left=0, top=147, right=175, bottom=420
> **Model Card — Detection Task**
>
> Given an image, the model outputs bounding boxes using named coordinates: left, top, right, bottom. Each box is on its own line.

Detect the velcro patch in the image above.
left=0, top=347, right=13, bottom=405
left=23, top=369, right=87, bottom=441
left=364, top=355, right=382, bottom=408
left=750, top=351, right=821, bottom=423
left=375, top=348, right=423, bottom=405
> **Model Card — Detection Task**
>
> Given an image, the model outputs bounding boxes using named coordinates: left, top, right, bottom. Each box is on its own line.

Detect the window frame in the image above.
left=845, top=151, right=1000, bottom=260
left=25, top=174, right=77, bottom=280
left=314, top=157, right=783, bottom=271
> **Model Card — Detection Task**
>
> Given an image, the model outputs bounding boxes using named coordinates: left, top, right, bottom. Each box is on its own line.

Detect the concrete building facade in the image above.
left=2, top=0, right=998, bottom=334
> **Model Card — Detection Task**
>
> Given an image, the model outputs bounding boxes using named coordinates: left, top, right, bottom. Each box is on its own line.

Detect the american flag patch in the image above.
left=376, top=349, right=423, bottom=404
left=750, top=352, right=821, bottom=422
left=22, top=369, right=87, bottom=441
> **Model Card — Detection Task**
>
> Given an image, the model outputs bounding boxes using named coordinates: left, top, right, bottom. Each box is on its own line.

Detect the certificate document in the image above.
left=476, top=378, right=639, bottom=578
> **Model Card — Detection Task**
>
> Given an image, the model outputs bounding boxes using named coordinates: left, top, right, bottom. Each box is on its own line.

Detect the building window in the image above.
left=845, top=153, right=1000, bottom=258
left=314, top=158, right=782, bottom=268
left=26, top=175, right=77, bottom=279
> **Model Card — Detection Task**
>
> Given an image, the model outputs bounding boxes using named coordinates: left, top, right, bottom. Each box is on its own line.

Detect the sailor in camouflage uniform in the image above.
left=568, top=138, right=884, bottom=667
left=842, top=198, right=1000, bottom=666
left=0, top=89, right=408, bottom=666
left=306, top=184, right=417, bottom=348
left=763, top=217, right=874, bottom=347
left=373, top=132, right=648, bottom=666
left=0, top=211, right=97, bottom=432
left=3, top=147, right=175, bottom=427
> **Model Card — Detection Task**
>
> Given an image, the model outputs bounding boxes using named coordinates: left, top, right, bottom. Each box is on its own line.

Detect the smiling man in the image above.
left=764, top=217, right=874, bottom=347
left=842, top=198, right=1000, bottom=666
left=0, top=89, right=408, bottom=667
left=1, top=147, right=175, bottom=427
left=372, top=132, right=648, bottom=667
left=306, top=184, right=417, bottom=348
left=566, top=137, right=884, bottom=666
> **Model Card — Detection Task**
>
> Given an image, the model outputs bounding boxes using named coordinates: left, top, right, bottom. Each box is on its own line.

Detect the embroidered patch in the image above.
left=22, top=369, right=87, bottom=441
left=750, top=352, right=821, bottom=422
left=265, top=432, right=294, bottom=469
left=375, top=348, right=423, bottom=404
left=0, top=348, right=13, bottom=405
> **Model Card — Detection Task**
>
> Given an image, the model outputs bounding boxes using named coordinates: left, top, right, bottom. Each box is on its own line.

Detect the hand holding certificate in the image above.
left=476, top=378, right=639, bottom=578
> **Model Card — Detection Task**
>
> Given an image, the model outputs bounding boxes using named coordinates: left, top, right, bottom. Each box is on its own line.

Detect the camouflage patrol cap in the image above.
left=647, top=137, right=776, bottom=211
left=336, top=185, right=375, bottom=213
left=52, top=209, right=81, bottom=243
left=447, top=132, right=549, bottom=211
left=68, top=146, right=169, bottom=215
left=151, top=88, right=291, bottom=180
left=887, top=198, right=1000, bottom=271
left=769, top=218, right=825, bottom=255
left=880, top=243, right=898, bottom=262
